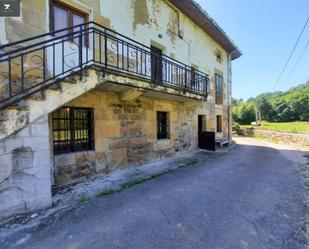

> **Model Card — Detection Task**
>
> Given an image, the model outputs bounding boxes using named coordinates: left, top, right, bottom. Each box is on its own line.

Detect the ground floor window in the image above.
left=157, top=111, right=169, bottom=139
left=52, top=107, right=94, bottom=154
left=216, top=115, right=222, bottom=133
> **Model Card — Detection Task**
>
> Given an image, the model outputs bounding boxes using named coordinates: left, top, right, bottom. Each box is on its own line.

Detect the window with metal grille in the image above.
left=215, top=74, right=223, bottom=105
left=216, top=115, right=222, bottom=133
left=157, top=111, right=169, bottom=139
left=52, top=107, right=94, bottom=154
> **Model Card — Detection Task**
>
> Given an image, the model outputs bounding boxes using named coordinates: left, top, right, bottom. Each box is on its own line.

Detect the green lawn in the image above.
left=255, top=121, right=309, bottom=134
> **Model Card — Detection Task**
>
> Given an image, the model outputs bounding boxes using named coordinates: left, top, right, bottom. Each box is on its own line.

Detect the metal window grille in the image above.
left=52, top=107, right=94, bottom=154
left=157, top=111, right=168, bottom=139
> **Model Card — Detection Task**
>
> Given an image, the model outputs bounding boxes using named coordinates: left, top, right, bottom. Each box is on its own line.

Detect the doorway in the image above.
left=198, top=115, right=206, bottom=133
left=198, top=115, right=215, bottom=151
left=151, top=45, right=163, bottom=82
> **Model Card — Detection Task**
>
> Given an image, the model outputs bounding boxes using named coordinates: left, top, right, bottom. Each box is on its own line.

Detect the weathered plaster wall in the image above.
left=1, top=0, right=231, bottom=138
left=0, top=115, right=52, bottom=219
left=53, top=89, right=215, bottom=186
left=1, top=0, right=231, bottom=109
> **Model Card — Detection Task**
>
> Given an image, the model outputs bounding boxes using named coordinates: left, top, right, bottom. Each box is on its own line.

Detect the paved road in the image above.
left=8, top=138, right=307, bottom=249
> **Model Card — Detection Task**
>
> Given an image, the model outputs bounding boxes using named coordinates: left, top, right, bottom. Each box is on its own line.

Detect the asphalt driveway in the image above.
left=5, top=138, right=307, bottom=249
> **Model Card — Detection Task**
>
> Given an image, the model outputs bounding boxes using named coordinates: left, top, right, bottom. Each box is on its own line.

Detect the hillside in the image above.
left=233, top=81, right=309, bottom=124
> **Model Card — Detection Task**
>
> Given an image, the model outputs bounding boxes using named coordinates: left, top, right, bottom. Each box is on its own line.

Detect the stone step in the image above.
left=62, top=77, right=76, bottom=84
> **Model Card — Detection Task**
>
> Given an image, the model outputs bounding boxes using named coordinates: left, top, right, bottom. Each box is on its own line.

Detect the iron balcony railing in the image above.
left=0, top=21, right=209, bottom=109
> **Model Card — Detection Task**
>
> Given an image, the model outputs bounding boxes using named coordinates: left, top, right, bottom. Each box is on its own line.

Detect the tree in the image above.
left=233, top=82, right=309, bottom=123
left=256, top=96, right=275, bottom=121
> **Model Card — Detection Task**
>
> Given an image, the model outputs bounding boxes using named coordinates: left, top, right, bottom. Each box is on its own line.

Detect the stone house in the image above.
left=0, top=0, right=241, bottom=218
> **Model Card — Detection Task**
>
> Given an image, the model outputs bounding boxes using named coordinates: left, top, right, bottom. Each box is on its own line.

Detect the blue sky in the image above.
left=195, top=0, right=309, bottom=100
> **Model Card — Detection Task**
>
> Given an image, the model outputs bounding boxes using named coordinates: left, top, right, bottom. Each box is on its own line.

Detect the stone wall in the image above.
left=0, top=115, right=52, bottom=219
left=53, top=89, right=221, bottom=186
left=255, top=130, right=309, bottom=148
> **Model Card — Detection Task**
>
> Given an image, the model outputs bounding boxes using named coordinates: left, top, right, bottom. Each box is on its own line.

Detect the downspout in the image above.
left=227, top=52, right=233, bottom=144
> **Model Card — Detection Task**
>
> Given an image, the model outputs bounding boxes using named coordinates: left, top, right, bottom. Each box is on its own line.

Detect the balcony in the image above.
left=0, top=22, right=209, bottom=109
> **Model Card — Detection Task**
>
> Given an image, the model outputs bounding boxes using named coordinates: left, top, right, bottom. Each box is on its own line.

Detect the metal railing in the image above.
left=0, top=21, right=209, bottom=109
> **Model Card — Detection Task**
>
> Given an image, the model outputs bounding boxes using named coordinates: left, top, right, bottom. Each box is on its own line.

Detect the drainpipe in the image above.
left=227, top=53, right=232, bottom=144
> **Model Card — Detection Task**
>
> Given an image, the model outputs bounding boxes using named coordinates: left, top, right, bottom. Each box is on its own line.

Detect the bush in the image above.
left=232, top=123, right=254, bottom=137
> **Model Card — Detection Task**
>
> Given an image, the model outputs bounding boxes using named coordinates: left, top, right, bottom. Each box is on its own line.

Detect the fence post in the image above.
left=104, top=29, right=108, bottom=70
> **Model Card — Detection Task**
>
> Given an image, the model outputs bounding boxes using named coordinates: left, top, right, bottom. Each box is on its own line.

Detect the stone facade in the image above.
left=53, top=89, right=216, bottom=186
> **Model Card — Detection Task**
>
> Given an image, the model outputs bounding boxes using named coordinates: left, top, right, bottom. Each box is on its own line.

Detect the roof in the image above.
left=168, top=0, right=242, bottom=60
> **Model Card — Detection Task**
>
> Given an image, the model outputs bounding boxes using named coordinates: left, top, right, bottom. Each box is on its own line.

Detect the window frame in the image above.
left=157, top=111, right=169, bottom=140
left=52, top=107, right=94, bottom=155
left=215, top=73, right=223, bottom=105
left=50, top=0, right=89, bottom=46
left=216, top=115, right=222, bottom=133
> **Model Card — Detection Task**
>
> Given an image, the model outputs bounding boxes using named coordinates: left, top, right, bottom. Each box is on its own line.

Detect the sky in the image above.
left=195, top=0, right=309, bottom=100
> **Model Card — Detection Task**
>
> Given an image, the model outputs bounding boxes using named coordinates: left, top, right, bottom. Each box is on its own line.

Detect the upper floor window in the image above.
left=215, top=74, right=223, bottom=105
left=52, top=107, right=94, bottom=154
left=50, top=1, right=88, bottom=44
left=215, top=49, right=223, bottom=63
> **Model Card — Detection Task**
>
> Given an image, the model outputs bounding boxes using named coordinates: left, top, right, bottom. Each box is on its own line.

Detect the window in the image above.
left=214, top=49, right=223, bottom=63
left=157, top=112, right=169, bottom=139
left=216, top=115, right=222, bottom=133
left=52, top=107, right=94, bottom=154
left=215, top=74, right=223, bottom=105
left=50, top=1, right=88, bottom=45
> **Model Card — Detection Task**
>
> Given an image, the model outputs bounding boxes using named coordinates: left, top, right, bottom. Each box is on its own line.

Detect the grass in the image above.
left=184, top=159, right=198, bottom=166
left=254, top=136, right=279, bottom=144
left=255, top=121, right=309, bottom=134
left=120, top=177, right=152, bottom=189
left=97, top=188, right=120, bottom=197
left=79, top=194, right=90, bottom=203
